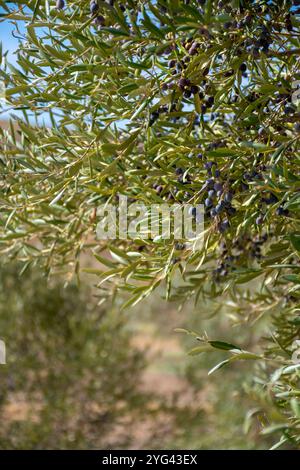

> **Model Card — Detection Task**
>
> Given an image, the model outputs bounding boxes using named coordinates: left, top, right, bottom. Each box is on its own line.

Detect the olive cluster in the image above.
left=239, top=157, right=291, bottom=224
left=201, top=165, right=235, bottom=233
left=213, top=233, right=269, bottom=281
left=167, top=45, right=214, bottom=111
left=55, top=0, right=130, bottom=26
left=255, top=191, right=290, bottom=225
left=149, top=105, right=170, bottom=127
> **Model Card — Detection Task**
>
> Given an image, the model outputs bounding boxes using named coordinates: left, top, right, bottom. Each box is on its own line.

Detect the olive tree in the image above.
left=0, top=0, right=300, bottom=448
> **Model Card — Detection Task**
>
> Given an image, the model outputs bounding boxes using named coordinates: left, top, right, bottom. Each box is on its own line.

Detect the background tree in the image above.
left=0, top=0, right=300, bottom=448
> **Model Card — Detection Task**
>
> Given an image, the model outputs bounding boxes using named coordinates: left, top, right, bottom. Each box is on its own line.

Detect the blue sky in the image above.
left=0, top=16, right=53, bottom=124
left=0, top=20, right=20, bottom=64
left=0, top=19, right=21, bottom=120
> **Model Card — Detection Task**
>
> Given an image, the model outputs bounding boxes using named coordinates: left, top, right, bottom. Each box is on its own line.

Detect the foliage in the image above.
left=0, top=0, right=300, bottom=448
